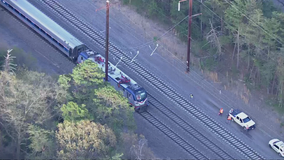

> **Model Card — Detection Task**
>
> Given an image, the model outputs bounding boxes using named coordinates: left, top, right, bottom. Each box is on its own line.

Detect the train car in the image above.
left=0, top=0, right=87, bottom=60
left=78, top=52, right=148, bottom=112
left=0, top=0, right=148, bottom=112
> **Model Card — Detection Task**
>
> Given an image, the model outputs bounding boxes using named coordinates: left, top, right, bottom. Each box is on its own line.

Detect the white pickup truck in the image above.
left=229, top=109, right=256, bottom=130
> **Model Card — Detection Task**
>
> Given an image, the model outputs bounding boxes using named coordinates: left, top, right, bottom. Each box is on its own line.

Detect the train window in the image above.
left=128, top=93, right=132, bottom=100
left=135, top=89, right=147, bottom=102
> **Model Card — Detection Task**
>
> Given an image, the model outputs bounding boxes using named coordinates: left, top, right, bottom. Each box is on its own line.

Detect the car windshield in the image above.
left=135, top=89, right=147, bottom=102
left=243, top=117, right=251, bottom=123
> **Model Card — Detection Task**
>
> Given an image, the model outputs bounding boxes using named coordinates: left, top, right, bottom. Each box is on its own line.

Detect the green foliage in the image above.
left=11, top=47, right=37, bottom=70
left=200, top=56, right=217, bottom=71
left=111, top=153, right=124, bottom=160
left=148, top=1, right=159, bottom=17
left=92, top=85, right=136, bottom=134
left=71, top=59, right=105, bottom=87
left=27, top=125, right=56, bottom=159
left=0, top=50, right=142, bottom=159
left=261, top=0, right=280, bottom=18
left=122, top=0, right=284, bottom=108
left=224, top=0, right=244, bottom=32
left=0, top=69, right=65, bottom=159
left=56, top=120, right=117, bottom=159
left=0, top=47, right=37, bottom=71
left=262, top=17, right=280, bottom=49
left=58, top=75, right=71, bottom=90
left=59, top=60, right=136, bottom=135
left=58, top=60, right=105, bottom=104
left=61, top=101, right=92, bottom=122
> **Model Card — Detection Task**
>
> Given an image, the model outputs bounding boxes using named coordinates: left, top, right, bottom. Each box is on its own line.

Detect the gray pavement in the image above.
left=2, top=0, right=284, bottom=159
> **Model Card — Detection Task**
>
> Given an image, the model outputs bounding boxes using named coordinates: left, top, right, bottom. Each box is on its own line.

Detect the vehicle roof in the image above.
left=237, top=112, right=249, bottom=119
left=8, top=0, right=83, bottom=49
left=88, top=54, right=143, bottom=91
left=276, top=141, right=284, bottom=149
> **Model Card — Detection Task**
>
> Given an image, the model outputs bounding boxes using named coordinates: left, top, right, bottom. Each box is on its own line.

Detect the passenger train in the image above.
left=0, top=0, right=148, bottom=112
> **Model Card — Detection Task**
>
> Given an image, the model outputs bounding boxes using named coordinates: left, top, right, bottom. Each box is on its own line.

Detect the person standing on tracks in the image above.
left=219, top=108, right=224, bottom=116
left=229, top=108, right=233, bottom=114
left=227, top=114, right=232, bottom=124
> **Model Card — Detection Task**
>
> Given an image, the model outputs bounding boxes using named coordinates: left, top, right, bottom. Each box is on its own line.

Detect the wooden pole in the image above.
left=186, top=0, right=192, bottom=73
left=105, top=0, right=110, bottom=81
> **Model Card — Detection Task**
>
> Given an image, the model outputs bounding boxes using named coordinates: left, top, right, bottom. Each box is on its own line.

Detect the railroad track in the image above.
left=1, top=5, right=206, bottom=159
left=35, top=0, right=265, bottom=159
left=140, top=110, right=208, bottom=159
left=146, top=95, right=234, bottom=159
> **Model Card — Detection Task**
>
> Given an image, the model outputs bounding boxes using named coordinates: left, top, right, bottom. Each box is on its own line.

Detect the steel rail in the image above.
left=35, top=1, right=264, bottom=159
left=140, top=110, right=208, bottom=159
left=147, top=94, right=235, bottom=159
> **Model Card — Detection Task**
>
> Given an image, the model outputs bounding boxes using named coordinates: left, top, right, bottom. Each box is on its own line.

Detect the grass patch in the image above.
left=200, top=57, right=217, bottom=71
left=0, top=47, right=37, bottom=71
left=281, top=122, right=284, bottom=128
left=11, top=47, right=37, bottom=70
left=266, top=97, right=284, bottom=115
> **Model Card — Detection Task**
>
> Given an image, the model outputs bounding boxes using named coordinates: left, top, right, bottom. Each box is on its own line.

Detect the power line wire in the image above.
left=128, top=15, right=190, bottom=50
left=224, top=0, right=284, bottom=45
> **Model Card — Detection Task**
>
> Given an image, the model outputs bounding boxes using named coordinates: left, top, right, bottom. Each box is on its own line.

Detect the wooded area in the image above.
left=0, top=50, right=155, bottom=159
left=123, top=0, right=284, bottom=108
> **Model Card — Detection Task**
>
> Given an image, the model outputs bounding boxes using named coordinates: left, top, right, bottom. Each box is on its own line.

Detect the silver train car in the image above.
left=1, top=0, right=87, bottom=60
left=0, top=0, right=148, bottom=112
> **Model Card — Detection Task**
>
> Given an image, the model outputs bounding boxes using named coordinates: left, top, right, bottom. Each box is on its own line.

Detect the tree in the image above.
left=271, top=11, right=284, bottom=45
left=206, top=20, right=222, bottom=57
left=0, top=68, right=66, bottom=159
left=26, top=125, right=56, bottom=159
left=56, top=120, right=117, bottom=159
left=260, top=0, right=280, bottom=18
left=92, top=85, right=136, bottom=134
left=3, top=49, right=17, bottom=74
left=224, top=0, right=247, bottom=68
left=261, top=17, right=280, bottom=51
left=60, top=101, right=92, bottom=122
left=119, top=133, right=155, bottom=159
left=204, top=0, right=229, bottom=32
left=58, top=60, right=105, bottom=104
left=71, top=60, right=105, bottom=87
left=58, top=60, right=136, bottom=135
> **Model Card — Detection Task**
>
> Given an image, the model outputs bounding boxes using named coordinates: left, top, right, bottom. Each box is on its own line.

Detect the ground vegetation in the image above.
left=122, top=0, right=284, bottom=110
left=0, top=51, right=155, bottom=159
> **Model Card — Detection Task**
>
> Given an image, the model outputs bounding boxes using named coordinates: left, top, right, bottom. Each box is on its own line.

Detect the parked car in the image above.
left=229, top=109, right=256, bottom=130
left=269, top=139, right=284, bottom=157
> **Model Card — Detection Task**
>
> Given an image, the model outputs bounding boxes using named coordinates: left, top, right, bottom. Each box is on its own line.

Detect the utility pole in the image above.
left=187, top=0, right=192, bottom=73
left=178, top=0, right=201, bottom=73
left=105, top=0, right=110, bottom=81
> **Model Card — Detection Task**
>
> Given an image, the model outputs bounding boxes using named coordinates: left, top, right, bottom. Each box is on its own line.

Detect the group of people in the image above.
left=219, top=108, right=233, bottom=123
left=188, top=94, right=234, bottom=123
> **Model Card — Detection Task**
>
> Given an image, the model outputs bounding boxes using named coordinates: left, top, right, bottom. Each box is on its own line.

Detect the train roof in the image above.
left=88, top=54, right=143, bottom=91
left=4, top=0, right=83, bottom=49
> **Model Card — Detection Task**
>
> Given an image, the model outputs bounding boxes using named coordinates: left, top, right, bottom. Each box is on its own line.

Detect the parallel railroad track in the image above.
left=140, top=109, right=208, bottom=159
left=32, top=0, right=265, bottom=159
left=145, top=95, right=234, bottom=159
